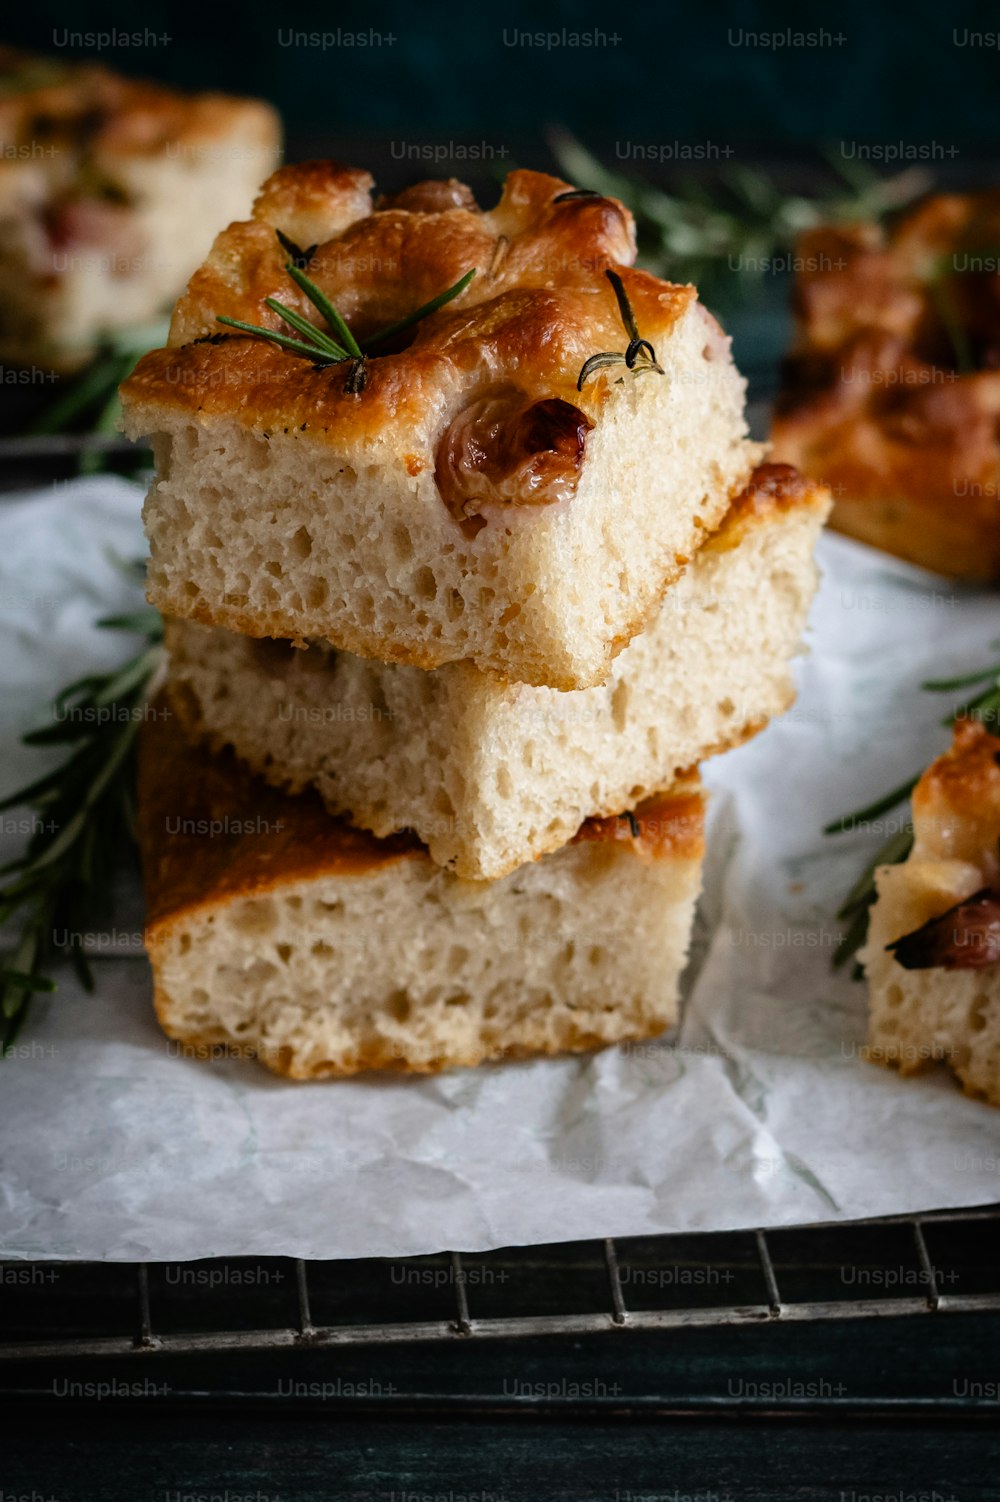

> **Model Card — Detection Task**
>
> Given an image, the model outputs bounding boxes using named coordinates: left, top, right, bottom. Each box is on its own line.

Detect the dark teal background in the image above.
left=4, top=0, right=999, bottom=152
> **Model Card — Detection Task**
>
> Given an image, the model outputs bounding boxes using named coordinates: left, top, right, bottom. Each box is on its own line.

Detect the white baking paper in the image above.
left=0, top=475, right=997, bottom=1260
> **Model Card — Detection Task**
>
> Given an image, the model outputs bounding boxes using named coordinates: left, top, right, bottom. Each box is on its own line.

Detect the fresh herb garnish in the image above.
left=28, top=321, right=169, bottom=474
left=577, top=269, right=664, bottom=391
left=826, top=651, right=1000, bottom=977
left=216, top=234, right=477, bottom=394
left=549, top=130, right=929, bottom=307
left=0, top=600, right=164, bottom=1052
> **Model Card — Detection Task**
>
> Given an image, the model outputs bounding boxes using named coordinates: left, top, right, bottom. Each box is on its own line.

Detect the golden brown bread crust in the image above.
left=0, top=47, right=281, bottom=369
left=156, top=1015, right=675, bottom=1080
left=772, top=193, right=1000, bottom=582
left=911, top=716, right=1000, bottom=877
left=120, top=161, right=701, bottom=447
left=701, top=462, right=829, bottom=553
left=138, top=700, right=421, bottom=930
left=0, top=46, right=277, bottom=161
left=571, top=784, right=704, bottom=862
left=140, top=698, right=705, bottom=932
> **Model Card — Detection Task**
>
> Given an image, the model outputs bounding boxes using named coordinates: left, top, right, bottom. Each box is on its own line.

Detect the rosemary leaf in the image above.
left=835, top=824, right=915, bottom=923
left=283, top=263, right=363, bottom=358
left=578, top=269, right=663, bottom=389
left=0, top=605, right=163, bottom=1053
left=576, top=352, right=627, bottom=390
left=0, top=767, right=65, bottom=815
left=215, top=315, right=340, bottom=364
left=822, top=775, right=919, bottom=835
left=606, top=269, right=641, bottom=342
left=96, top=610, right=165, bottom=635
left=263, top=297, right=348, bottom=359
left=923, top=667, right=1000, bottom=691
left=548, top=130, right=928, bottom=306
left=276, top=229, right=317, bottom=268
left=0, top=969, right=56, bottom=993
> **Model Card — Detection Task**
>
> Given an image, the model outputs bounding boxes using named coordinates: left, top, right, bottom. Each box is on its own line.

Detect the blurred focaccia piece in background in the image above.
left=772, top=191, right=1000, bottom=583
left=0, top=46, right=280, bottom=369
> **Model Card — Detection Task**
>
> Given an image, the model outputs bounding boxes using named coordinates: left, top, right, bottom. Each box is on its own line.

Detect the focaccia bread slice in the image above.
left=139, top=707, right=705, bottom=1080
left=121, top=161, right=757, bottom=689
left=165, top=463, right=829, bottom=879
left=0, top=47, right=280, bottom=370
left=772, top=192, right=1000, bottom=582
left=862, top=717, right=1000, bottom=1105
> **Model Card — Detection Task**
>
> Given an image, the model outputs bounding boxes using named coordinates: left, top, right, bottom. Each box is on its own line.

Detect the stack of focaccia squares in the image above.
left=121, top=162, right=830, bottom=1080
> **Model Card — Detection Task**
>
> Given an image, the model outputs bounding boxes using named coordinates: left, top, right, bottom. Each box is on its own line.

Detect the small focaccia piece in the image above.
left=165, top=463, right=830, bottom=879
left=862, top=718, right=1000, bottom=1104
left=771, top=193, right=1000, bottom=583
left=0, top=47, right=280, bottom=370
left=121, top=162, right=757, bottom=690
left=138, top=705, right=705, bottom=1080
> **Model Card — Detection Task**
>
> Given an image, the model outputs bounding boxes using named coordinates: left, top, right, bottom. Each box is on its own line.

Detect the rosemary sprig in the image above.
left=216, top=235, right=476, bottom=393
left=0, top=606, right=164, bottom=1052
left=28, top=321, right=170, bottom=473
left=577, top=269, right=664, bottom=390
left=548, top=130, right=929, bottom=307
left=826, top=651, right=1000, bottom=976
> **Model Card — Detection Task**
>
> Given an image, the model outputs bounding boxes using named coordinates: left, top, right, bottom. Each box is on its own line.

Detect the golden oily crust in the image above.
left=0, top=45, right=277, bottom=163
left=701, top=462, right=829, bottom=553
left=772, top=192, right=1000, bottom=581
left=120, top=164, right=703, bottom=447
left=911, top=717, right=1000, bottom=878
left=149, top=998, right=678, bottom=1080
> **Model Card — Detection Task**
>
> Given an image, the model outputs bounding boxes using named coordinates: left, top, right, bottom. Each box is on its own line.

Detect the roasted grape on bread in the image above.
left=122, top=161, right=758, bottom=689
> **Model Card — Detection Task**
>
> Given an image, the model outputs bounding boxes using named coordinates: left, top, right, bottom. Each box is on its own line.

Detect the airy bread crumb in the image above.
left=165, top=463, right=830, bottom=878
left=139, top=707, right=705, bottom=1079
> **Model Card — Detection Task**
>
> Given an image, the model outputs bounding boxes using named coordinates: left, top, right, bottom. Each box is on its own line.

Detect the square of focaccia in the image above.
left=122, top=162, right=757, bottom=689
left=139, top=707, right=705, bottom=1080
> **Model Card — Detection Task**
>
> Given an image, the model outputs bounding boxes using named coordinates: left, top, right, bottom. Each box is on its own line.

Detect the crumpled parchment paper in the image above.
left=0, top=476, right=997, bottom=1259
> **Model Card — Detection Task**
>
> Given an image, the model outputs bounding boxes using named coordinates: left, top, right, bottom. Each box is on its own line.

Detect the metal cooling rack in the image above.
left=2, top=1205, right=999, bottom=1363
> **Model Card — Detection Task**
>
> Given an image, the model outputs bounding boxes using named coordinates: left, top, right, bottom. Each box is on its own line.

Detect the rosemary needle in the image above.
left=0, top=606, right=164, bottom=1053
left=548, top=130, right=929, bottom=307
left=216, top=233, right=476, bottom=388
left=577, top=269, right=663, bottom=390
